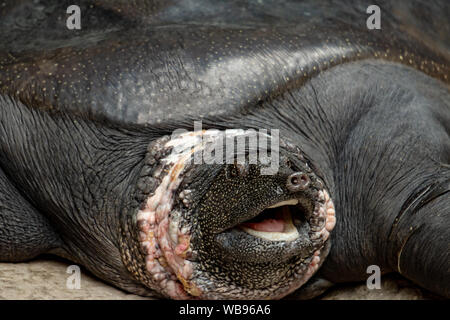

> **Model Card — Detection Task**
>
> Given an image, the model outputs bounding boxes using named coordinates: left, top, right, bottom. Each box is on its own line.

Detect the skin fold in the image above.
left=0, top=0, right=449, bottom=298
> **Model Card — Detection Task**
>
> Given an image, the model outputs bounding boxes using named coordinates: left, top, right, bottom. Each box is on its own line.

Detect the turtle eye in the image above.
left=227, top=163, right=248, bottom=178
left=228, top=165, right=239, bottom=178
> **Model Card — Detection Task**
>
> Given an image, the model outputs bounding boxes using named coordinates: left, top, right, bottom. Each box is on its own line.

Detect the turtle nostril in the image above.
left=286, top=172, right=310, bottom=192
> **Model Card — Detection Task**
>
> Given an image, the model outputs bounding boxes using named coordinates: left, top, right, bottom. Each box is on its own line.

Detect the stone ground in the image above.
left=0, top=257, right=439, bottom=300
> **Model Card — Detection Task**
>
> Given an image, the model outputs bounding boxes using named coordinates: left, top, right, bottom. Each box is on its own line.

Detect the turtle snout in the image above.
left=286, top=172, right=310, bottom=192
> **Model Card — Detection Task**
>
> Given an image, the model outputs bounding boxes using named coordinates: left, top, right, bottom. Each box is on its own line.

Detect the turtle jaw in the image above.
left=212, top=190, right=336, bottom=265
left=238, top=200, right=303, bottom=242
left=241, top=192, right=336, bottom=243
left=190, top=190, right=335, bottom=299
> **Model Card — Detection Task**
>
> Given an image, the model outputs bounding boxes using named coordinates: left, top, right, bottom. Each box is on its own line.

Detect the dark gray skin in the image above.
left=0, top=0, right=449, bottom=298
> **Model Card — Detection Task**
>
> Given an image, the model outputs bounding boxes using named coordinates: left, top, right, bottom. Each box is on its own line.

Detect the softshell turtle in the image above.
left=0, top=0, right=448, bottom=299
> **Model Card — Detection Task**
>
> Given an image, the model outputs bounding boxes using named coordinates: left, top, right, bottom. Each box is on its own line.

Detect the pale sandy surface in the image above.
left=0, top=257, right=436, bottom=300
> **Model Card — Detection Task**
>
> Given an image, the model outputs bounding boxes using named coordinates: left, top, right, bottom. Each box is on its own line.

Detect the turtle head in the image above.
left=125, top=129, right=335, bottom=299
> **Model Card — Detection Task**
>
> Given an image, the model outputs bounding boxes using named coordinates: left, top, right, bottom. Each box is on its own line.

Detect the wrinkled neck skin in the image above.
left=0, top=97, right=159, bottom=294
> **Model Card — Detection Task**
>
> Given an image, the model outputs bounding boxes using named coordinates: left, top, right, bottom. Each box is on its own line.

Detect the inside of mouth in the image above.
left=239, top=202, right=305, bottom=235
left=240, top=207, right=287, bottom=232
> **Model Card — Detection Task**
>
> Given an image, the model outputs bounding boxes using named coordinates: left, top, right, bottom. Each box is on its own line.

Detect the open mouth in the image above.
left=238, top=199, right=304, bottom=242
